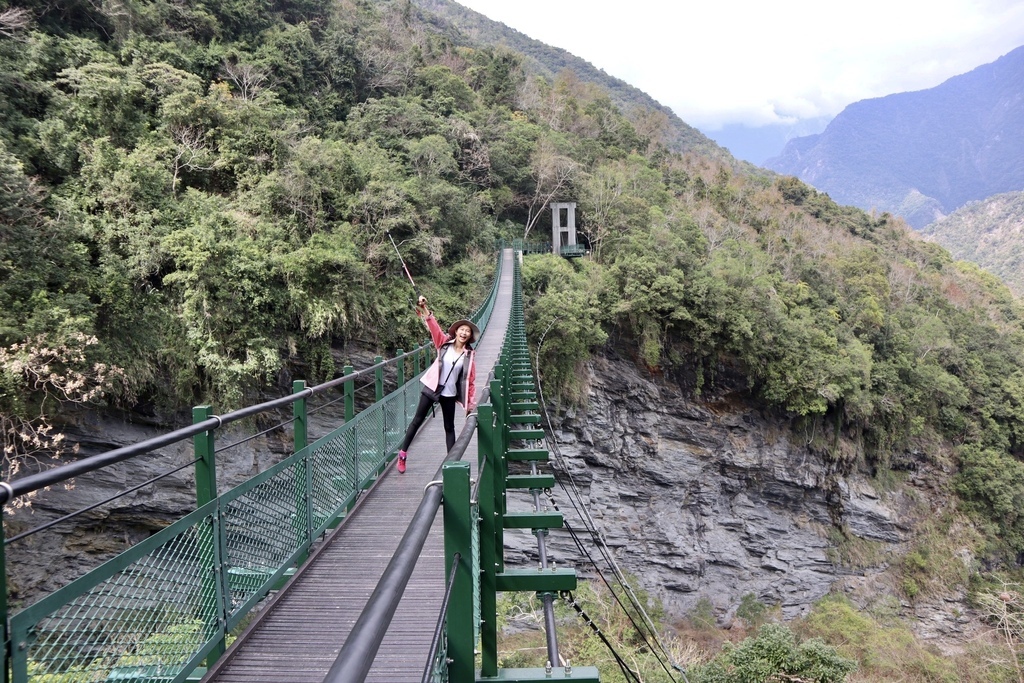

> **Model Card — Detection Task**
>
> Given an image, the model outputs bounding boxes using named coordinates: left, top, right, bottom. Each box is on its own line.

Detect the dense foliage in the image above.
left=1, top=0, right=519, bottom=461
left=3, top=0, right=1024, bottom=603
left=922, top=190, right=1024, bottom=297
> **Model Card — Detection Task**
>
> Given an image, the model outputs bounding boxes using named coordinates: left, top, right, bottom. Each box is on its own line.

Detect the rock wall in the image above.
left=3, top=348, right=377, bottom=610
left=504, top=352, right=921, bottom=625
left=6, top=346, right=975, bottom=646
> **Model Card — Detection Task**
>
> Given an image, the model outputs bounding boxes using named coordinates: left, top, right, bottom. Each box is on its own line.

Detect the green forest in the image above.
left=4, top=0, right=1024, bottom=679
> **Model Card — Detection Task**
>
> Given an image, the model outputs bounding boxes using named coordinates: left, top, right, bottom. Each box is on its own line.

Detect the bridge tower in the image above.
left=550, top=202, right=584, bottom=258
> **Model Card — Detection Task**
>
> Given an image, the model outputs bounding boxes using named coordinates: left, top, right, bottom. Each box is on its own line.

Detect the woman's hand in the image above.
left=416, top=295, right=429, bottom=317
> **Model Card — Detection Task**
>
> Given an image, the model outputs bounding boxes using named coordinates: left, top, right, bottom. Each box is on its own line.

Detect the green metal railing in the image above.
left=1, top=253, right=504, bottom=683
left=503, top=239, right=586, bottom=257
left=438, top=250, right=600, bottom=682
left=507, top=239, right=550, bottom=255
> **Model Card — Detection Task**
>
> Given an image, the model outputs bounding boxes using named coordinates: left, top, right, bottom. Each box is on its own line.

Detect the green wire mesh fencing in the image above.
left=5, top=251, right=505, bottom=683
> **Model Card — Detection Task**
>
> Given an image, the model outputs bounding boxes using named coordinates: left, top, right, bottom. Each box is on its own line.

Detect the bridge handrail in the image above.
left=323, top=251, right=526, bottom=681
left=321, top=379, right=494, bottom=683
left=1, top=250, right=505, bottom=683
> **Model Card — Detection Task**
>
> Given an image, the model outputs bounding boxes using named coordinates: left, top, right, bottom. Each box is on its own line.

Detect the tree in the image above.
left=691, top=623, right=856, bottom=683
left=520, top=136, right=578, bottom=240
left=977, top=583, right=1024, bottom=683
left=522, top=255, right=607, bottom=402
left=0, top=7, right=31, bottom=38
left=1, top=334, right=127, bottom=509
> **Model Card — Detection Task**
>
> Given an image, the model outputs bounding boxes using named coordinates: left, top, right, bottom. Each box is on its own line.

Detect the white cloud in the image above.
left=453, top=0, right=1024, bottom=128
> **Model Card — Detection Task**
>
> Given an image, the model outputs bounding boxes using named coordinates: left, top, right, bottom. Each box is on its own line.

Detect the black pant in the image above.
left=399, top=392, right=458, bottom=453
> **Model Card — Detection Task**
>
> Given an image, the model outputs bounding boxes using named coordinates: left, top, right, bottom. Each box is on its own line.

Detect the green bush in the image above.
left=690, top=623, right=855, bottom=683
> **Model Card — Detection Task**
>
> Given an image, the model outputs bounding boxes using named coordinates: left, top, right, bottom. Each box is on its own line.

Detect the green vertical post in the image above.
left=374, top=356, right=385, bottom=465
left=292, top=380, right=311, bottom=546
left=442, top=462, right=474, bottom=683
left=374, top=355, right=384, bottom=402
left=396, top=349, right=405, bottom=386
left=344, top=365, right=354, bottom=422
left=477, top=403, right=499, bottom=678
left=292, top=380, right=308, bottom=453
left=192, top=406, right=225, bottom=663
left=342, top=365, right=357, bottom=491
left=489, top=379, right=507, bottom=575
left=193, top=406, right=218, bottom=506
left=491, top=373, right=509, bottom=523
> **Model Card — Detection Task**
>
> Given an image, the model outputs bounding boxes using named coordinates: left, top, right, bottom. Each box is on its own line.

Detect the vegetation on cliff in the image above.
left=922, top=190, right=1024, bottom=297
left=4, top=0, right=1024, bottom=677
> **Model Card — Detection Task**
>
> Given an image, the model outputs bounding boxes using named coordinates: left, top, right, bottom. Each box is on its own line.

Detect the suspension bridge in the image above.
left=0, top=245, right=676, bottom=683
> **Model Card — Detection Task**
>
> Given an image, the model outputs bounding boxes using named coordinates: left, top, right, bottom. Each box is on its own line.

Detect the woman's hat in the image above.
left=447, top=319, right=480, bottom=343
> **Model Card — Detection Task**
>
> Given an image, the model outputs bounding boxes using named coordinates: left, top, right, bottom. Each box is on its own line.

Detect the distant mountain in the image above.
left=766, top=46, right=1024, bottom=228
left=921, top=191, right=1024, bottom=296
left=407, top=0, right=739, bottom=164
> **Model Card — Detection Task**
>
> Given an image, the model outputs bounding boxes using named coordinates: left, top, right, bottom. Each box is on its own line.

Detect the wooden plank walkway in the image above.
left=203, top=249, right=514, bottom=683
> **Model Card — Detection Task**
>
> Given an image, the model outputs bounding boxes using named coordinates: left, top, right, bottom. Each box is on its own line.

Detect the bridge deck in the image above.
left=202, top=249, right=513, bottom=683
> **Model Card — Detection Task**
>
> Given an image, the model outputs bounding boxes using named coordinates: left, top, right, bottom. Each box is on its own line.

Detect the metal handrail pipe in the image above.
left=324, top=410, right=482, bottom=683
left=420, top=551, right=462, bottom=683
left=0, top=345, right=435, bottom=505
left=322, top=482, right=444, bottom=683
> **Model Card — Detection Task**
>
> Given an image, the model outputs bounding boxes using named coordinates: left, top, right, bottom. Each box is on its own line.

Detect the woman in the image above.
left=396, top=295, right=479, bottom=473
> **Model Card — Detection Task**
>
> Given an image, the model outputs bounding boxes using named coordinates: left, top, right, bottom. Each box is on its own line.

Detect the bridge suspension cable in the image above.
left=532, top=321, right=688, bottom=683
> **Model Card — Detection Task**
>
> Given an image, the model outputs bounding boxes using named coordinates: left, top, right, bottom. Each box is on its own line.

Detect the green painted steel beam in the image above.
left=494, top=568, right=577, bottom=592
left=510, top=391, right=536, bottom=401
left=506, top=474, right=555, bottom=489
left=477, top=667, right=600, bottom=682
left=509, top=429, right=545, bottom=441
left=508, top=414, right=541, bottom=424
left=507, top=448, right=549, bottom=461
left=503, top=511, right=562, bottom=529
left=511, top=402, right=540, bottom=411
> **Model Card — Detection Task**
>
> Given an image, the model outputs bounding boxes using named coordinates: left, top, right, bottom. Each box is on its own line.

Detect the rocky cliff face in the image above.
left=504, top=351, right=977, bottom=643
left=3, top=350, right=370, bottom=611
left=6, top=348, right=977, bottom=646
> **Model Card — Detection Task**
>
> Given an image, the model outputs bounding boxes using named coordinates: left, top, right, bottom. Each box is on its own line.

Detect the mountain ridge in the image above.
left=922, top=190, right=1024, bottom=296
left=406, top=0, right=743, bottom=164
left=766, top=44, right=1024, bottom=228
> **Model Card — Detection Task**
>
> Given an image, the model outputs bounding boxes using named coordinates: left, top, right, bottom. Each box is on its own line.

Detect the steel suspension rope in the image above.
left=531, top=317, right=687, bottom=683
left=546, top=493, right=687, bottom=683
left=528, top=458, right=560, bottom=667
left=561, top=590, right=643, bottom=683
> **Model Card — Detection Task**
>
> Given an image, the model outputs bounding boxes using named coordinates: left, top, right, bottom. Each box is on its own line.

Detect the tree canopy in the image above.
left=2, top=0, right=1024, bottom=563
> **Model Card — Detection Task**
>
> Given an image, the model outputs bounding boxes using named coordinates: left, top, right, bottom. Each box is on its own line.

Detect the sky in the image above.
left=452, top=0, right=1024, bottom=163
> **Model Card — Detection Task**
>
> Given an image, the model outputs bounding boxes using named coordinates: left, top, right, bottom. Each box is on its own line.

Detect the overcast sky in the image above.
left=453, top=0, right=1024, bottom=134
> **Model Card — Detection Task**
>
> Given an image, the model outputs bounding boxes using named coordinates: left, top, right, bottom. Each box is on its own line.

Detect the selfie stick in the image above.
left=387, top=232, right=422, bottom=305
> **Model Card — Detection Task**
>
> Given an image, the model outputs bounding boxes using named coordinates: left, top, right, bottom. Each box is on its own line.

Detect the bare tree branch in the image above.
left=521, top=140, right=578, bottom=240
left=0, top=7, right=32, bottom=39
left=169, top=125, right=215, bottom=195
left=221, top=61, right=269, bottom=101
